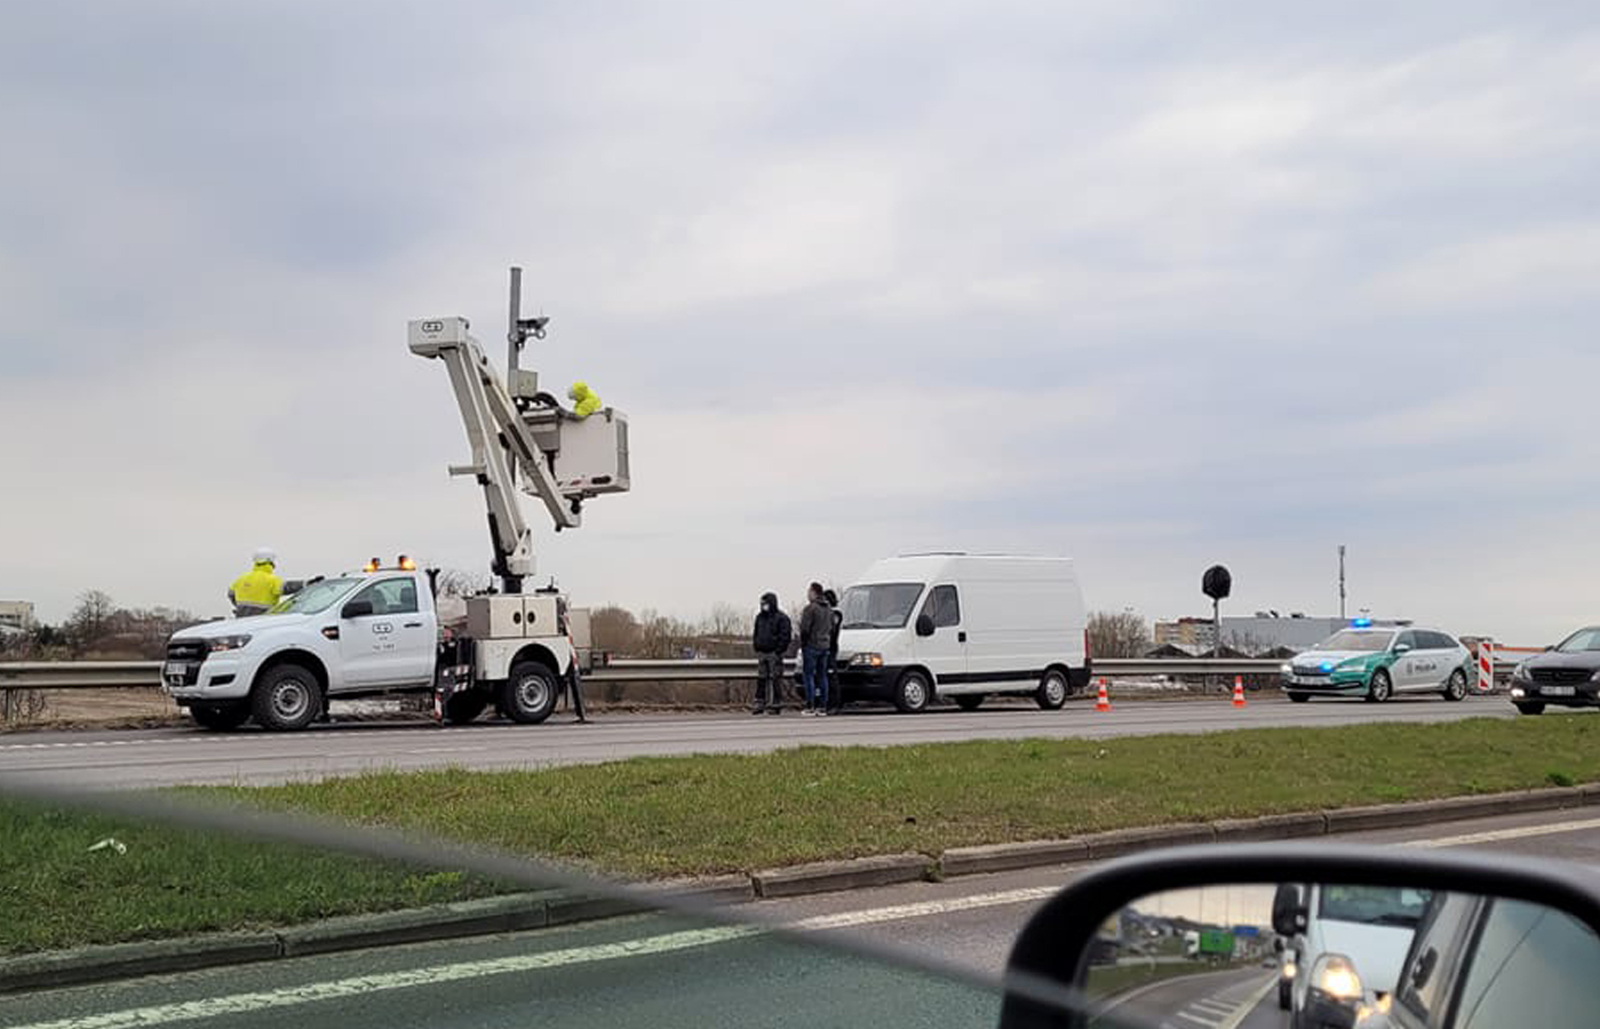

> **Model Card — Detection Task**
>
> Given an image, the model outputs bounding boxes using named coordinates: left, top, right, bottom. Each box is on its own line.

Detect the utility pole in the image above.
left=1338, top=545, right=1347, bottom=621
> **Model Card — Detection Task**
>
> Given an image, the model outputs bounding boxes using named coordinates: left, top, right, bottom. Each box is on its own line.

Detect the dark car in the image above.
left=1507, top=626, right=1600, bottom=715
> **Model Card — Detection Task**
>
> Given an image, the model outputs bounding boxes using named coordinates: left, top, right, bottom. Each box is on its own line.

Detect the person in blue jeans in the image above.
left=798, top=582, right=833, bottom=716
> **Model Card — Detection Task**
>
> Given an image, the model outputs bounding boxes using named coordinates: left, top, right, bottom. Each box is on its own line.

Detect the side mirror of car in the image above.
left=997, top=843, right=1600, bottom=1029
left=915, top=614, right=936, bottom=637
left=1394, top=643, right=1412, bottom=654
left=281, top=580, right=305, bottom=597
left=341, top=599, right=374, bottom=619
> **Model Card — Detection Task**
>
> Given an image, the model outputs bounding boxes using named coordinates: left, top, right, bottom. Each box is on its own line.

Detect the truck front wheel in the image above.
left=501, top=661, right=559, bottom=724
left=190, top=702, right=251, bottom=731
left=251, top=663, right=322, bottom=731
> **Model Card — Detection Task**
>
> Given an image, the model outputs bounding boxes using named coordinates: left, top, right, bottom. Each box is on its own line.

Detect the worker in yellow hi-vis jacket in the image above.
left=567, top=381, right=602, bottom=419
left=229, top=548, right=283, bottom=617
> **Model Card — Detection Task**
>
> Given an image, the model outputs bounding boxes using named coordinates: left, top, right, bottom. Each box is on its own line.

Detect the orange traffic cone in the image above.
left=1095, top=678, right=1112, bottom=712
left=1231, top=676, right=1246, bottom=708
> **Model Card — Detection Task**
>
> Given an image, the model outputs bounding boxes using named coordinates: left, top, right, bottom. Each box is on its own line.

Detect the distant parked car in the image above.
left=1508, top=626, right=1600, bottom=716
left=1280, top=622, right=1473, bottom=703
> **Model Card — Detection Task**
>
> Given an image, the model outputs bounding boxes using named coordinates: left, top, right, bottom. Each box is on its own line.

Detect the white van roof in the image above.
left=853, top=553, right=1077, bottom=583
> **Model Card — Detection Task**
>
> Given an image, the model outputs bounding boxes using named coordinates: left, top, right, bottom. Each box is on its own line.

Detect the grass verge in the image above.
left=4, top=714, right=1600, bottom=954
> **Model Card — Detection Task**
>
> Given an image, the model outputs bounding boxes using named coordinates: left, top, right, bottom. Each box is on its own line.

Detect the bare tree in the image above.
left=703, top=602, right=744, bottom=639
left=1087, top=610, right=1151, bottom=659
left=66, top=590, right=116, bottom=655
left=589, top=605, right=642, bottom=656
left=434, top=568, right=491, bottom=598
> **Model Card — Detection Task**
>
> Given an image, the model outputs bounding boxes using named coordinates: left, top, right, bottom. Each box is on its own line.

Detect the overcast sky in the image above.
left=3, top=1, right=1597, bottom=642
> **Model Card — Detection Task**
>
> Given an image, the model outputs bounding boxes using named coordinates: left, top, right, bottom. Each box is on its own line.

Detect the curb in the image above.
left=4, top=784, right=1593, bottom=993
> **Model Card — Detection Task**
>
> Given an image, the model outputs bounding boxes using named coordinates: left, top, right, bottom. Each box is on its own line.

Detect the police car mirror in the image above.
left=342, top=599, right=374, bottom=619
left=1394, top=643, right=1412, bottom=655
left=915, top=614, right=936, bottom=637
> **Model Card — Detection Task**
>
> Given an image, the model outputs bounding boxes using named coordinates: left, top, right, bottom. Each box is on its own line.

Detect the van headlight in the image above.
left=208, top=635, right=253, bottom=652
left=1309, top=953, right=1362, bottom=1001
left=849, top=653, right=884, bottom=668
left=1281, top=959, right=1297, bottom=981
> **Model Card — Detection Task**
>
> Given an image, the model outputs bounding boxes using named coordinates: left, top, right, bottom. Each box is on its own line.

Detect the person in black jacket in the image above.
left=751, top=592, right=792, bottom=715
left=823, top=588, right=844, bottom=714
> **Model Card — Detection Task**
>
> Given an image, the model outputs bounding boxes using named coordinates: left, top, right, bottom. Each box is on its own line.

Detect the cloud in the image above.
left=3, top=2, right=1599, bottom=645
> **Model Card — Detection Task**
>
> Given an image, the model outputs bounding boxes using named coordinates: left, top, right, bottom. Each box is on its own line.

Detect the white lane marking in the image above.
left=7, top=925, right=762, bottom=1029
left=787, top=884, right=1063, bottom=931
left=1402, top=816, right=1600, bottom=849
left=1192, top=998, right=1234, bottom=1014
left=1216, top=978, right=1276, bottom=1029
left=1177, top=1010, right=1219, bottom=1026
left=6, top=883, right=1069, bottom=1029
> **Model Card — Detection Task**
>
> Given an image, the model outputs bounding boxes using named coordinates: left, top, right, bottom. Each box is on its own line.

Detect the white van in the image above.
left=1273, top=882, right=1430, bottom=1025
left=832, top=553, right=1090, bottom=713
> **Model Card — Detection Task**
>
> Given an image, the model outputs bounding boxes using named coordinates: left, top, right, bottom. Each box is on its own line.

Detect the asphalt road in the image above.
left=7, top=807, right=1600, bottom=1029
left=0, top=694, right=1533, bottom=788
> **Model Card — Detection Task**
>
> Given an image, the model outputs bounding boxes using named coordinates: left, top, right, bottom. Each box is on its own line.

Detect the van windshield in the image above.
left=1319, top=885, right=1432, bottom=927
left=841, top=583, right=925, bottom=630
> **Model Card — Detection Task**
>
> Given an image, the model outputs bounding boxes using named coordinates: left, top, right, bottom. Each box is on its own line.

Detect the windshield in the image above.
left=269, top=577, right=360, bottom=615
left=840, top=582, right=925, bottom=630
left=1312, top=630, right=1396, bottom=652
left=1555, top=628, right=1600, bottom=653
left=1319, top=885, right=1432, bottom=926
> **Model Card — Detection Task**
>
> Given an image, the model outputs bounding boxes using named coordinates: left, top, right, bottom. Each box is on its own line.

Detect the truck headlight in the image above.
left=1280, top=663, right=1293, bottom=675
left=1309, top=953, right=1362, bottom=1001
left=849, top=653, right=884, bottom=668
left=209, top=635, right=253, bottom=652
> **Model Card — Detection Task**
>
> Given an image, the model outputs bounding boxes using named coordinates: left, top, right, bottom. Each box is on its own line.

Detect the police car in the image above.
left=1280, top=620, right=1473, bottom=703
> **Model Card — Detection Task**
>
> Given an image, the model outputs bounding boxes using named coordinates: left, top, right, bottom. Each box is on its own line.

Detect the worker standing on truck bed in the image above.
left=228, top=548, right=282, bottom=617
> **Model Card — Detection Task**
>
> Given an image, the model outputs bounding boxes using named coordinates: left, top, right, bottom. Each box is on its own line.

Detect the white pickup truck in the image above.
left=163, top=562, right=578, bottom=731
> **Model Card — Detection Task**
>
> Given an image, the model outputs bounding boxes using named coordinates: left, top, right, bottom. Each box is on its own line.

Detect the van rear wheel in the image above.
left=1036, top=669, right=1069, bottom=710
left=445, top=691, right=489, bottom=725
left=894, top=670, right=931, bottom=713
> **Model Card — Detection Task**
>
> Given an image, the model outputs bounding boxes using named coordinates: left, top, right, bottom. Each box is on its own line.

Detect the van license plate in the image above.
left=1543, top=686, right=1576, bottom=697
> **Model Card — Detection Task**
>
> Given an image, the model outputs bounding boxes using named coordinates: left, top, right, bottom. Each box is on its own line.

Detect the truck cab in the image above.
left=165, top=561, right=573, bottom=731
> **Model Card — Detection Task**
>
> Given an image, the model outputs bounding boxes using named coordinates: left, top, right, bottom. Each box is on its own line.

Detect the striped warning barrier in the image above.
left=1477, top=640, right=1494, bottom=694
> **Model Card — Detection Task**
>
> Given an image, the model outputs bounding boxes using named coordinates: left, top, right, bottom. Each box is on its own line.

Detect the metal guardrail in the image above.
left=2, top=657, right=1314, bottom=690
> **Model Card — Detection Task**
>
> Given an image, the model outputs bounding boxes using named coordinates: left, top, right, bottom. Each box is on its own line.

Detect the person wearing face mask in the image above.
left=751, top=592, right=792, bottom=715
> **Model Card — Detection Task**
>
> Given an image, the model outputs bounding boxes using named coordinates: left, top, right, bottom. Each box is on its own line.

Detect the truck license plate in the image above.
left=1543, top=686, right=1576, bottom=697
left=163, top=662, right=188, bottom=683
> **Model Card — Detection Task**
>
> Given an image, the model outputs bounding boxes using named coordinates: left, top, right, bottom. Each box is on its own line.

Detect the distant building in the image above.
left=0, top=601, right=34, bottom=633
left=1153, top=617, right=1217, bottom=652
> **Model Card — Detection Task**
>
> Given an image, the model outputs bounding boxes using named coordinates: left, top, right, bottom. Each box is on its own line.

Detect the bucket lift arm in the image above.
left=408, top=316, right=578, bottom=593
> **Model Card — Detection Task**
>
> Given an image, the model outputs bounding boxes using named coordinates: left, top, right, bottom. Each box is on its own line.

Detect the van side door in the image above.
left=912, top=584, right=968, bottom=689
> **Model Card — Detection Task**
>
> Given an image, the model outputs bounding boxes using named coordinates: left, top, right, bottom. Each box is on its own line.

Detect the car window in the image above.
left=1395, top=892, right=1479, bottom=1024
left=349, top=578, right=419, bottom=616
left=1395, top=630, right=1418, bottom=650
left=1455, top=899, right=1600, bottom=1029
left=1554, top=628, right=1600, bottom=653
left=921, top=585, right=961, bottom=628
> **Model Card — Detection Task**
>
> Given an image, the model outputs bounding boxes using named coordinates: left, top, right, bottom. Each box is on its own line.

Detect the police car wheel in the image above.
left=1287, top=691, right=1310, bottom=703
left=190, top=703, right=250, bottom=731
left=1444, top=669, right=1469, bottom=702
left=251, top=663, right=321, bottom=731
left=445, top=691, right=489, bottom=725
left=1365, top=669, right=1393, bottom=703
left=501, top=661, right=559, bottom=724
